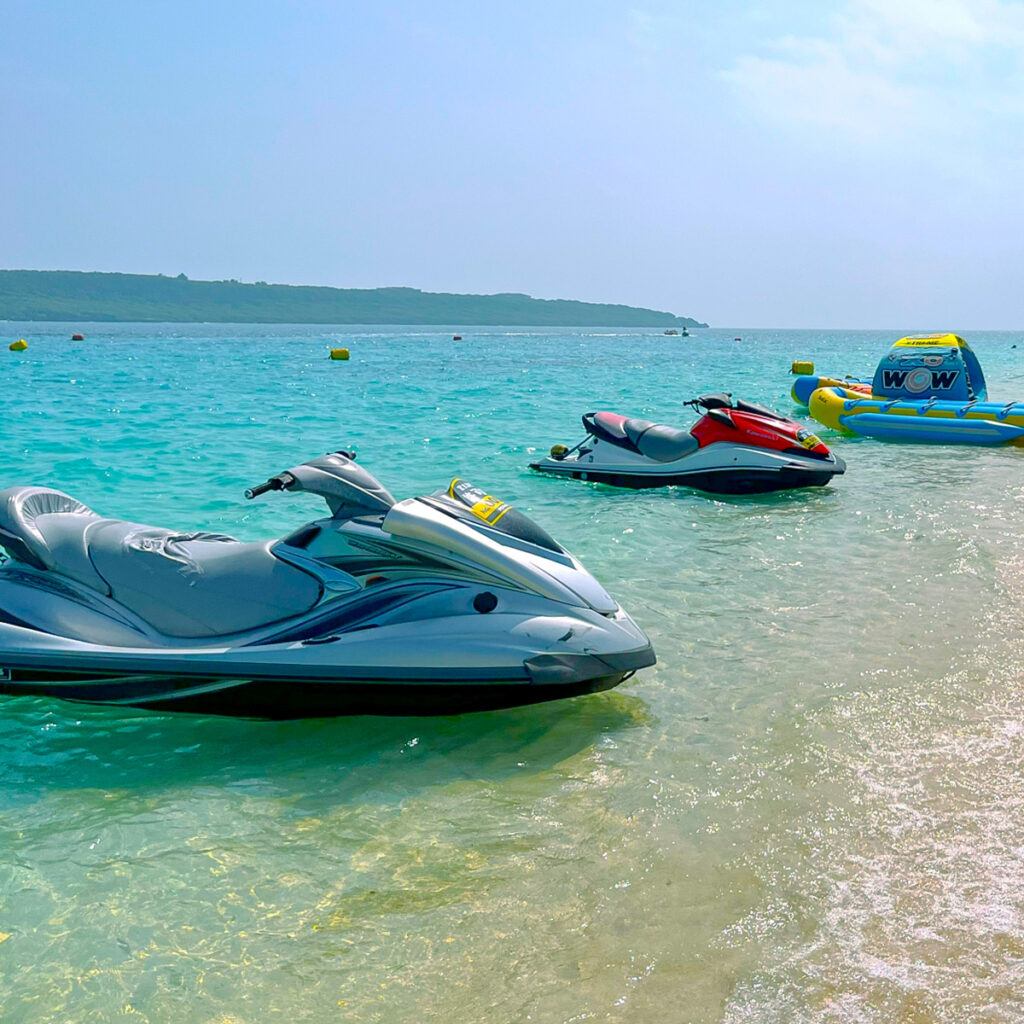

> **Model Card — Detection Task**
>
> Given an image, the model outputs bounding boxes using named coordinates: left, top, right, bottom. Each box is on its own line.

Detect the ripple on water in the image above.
left=719, top=556, right=1024, bottom=1024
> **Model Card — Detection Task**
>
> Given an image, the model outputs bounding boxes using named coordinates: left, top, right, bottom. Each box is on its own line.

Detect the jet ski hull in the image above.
left=0, top=661, right=648, bottom=718
left=531, top=461, right=840, bottom=494
left=0, top=614, right=654, bottom=718
left=531, top=446, right=845, bottom=495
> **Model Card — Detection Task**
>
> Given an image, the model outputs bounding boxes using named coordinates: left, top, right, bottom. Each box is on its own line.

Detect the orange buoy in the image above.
left=72, top=333, right=84, bottom=340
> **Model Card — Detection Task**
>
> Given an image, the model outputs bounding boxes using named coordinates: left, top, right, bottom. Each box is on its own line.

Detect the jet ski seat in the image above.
left=0, top=486, right=322, bottom=637
left=0, top=486, right=105, bottom=587
left=584, top=412, right=699, bottom=463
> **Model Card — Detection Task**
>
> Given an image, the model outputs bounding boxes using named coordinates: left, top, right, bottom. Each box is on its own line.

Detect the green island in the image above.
left=0, top=270, right=707, bottom=327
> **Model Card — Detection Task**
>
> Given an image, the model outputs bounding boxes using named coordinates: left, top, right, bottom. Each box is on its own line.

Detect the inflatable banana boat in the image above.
left=791, top=334, right=1024, bottom=446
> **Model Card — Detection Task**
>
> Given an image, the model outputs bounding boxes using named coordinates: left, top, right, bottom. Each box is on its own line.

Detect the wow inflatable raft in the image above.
left=791, top=334, right=1024, bottom=446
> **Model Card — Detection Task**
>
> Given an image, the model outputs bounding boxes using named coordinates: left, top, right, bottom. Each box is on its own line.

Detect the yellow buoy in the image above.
left=9, top=339, right=27, bottom=351
left=330, top=348, right=350, bottom=360
left=791, top=360, right=813, bottom=375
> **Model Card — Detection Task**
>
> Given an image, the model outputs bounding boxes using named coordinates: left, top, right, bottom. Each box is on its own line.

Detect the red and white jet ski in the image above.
left=530, top=394, right=845, bottom=495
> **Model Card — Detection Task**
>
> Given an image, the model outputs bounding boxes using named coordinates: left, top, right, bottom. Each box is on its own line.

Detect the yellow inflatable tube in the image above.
left=809, top=387, right=1024, bottom=446
left=790, top=374, right=872, bottom=406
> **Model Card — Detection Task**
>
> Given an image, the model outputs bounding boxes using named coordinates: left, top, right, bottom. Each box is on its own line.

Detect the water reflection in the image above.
left=0, top=690, right=652, bottom=809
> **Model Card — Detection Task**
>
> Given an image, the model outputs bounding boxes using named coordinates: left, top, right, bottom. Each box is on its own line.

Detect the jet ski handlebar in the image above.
left=243, top=451, right=397, bottom=517
left=682, top=394, right=788, bottom=421
left=684, top=393, right=734, bottom=411
left=244, top=472, right=297, bottom=500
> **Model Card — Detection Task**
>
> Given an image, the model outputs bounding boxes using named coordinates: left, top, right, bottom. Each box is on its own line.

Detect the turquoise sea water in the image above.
left=3, top=323, right=1024, bottom=1022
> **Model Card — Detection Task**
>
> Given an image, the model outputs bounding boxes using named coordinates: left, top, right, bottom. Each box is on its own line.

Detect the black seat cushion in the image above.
left=630, top=424, right=699, bottom=463
left=583, top=412, right=698, bottom=463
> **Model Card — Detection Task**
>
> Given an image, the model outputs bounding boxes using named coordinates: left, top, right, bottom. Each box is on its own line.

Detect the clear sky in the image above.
left=3, top=0, right=1023, bottom=327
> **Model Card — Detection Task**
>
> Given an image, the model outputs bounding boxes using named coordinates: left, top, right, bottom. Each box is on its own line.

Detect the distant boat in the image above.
left=664, top=328, right=680, bottom=336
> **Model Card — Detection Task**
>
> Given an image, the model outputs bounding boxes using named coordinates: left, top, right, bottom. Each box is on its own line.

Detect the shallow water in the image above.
left=3, top=324, right=1024, bottom=1022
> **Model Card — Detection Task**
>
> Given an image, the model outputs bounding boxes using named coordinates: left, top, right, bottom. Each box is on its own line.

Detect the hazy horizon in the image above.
left=2, top=266, right=1022, bottom=331
left=5, top=1, right=1024, bottom=329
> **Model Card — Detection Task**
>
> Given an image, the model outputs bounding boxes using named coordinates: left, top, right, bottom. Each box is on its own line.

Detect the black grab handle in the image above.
left=244, top=472, right=295, bottom=500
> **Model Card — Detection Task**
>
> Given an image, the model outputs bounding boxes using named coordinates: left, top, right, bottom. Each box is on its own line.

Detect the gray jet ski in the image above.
left=0, top=452, right=654, bottom=718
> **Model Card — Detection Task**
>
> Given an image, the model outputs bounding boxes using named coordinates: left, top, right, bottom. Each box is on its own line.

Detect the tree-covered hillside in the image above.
left=0, top=270, right=707, bottom=327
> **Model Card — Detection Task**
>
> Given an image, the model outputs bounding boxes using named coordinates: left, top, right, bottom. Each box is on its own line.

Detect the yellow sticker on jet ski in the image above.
left=796, top=428, right=822, bottom=449
left=448, top=479, right=511, bottom=524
